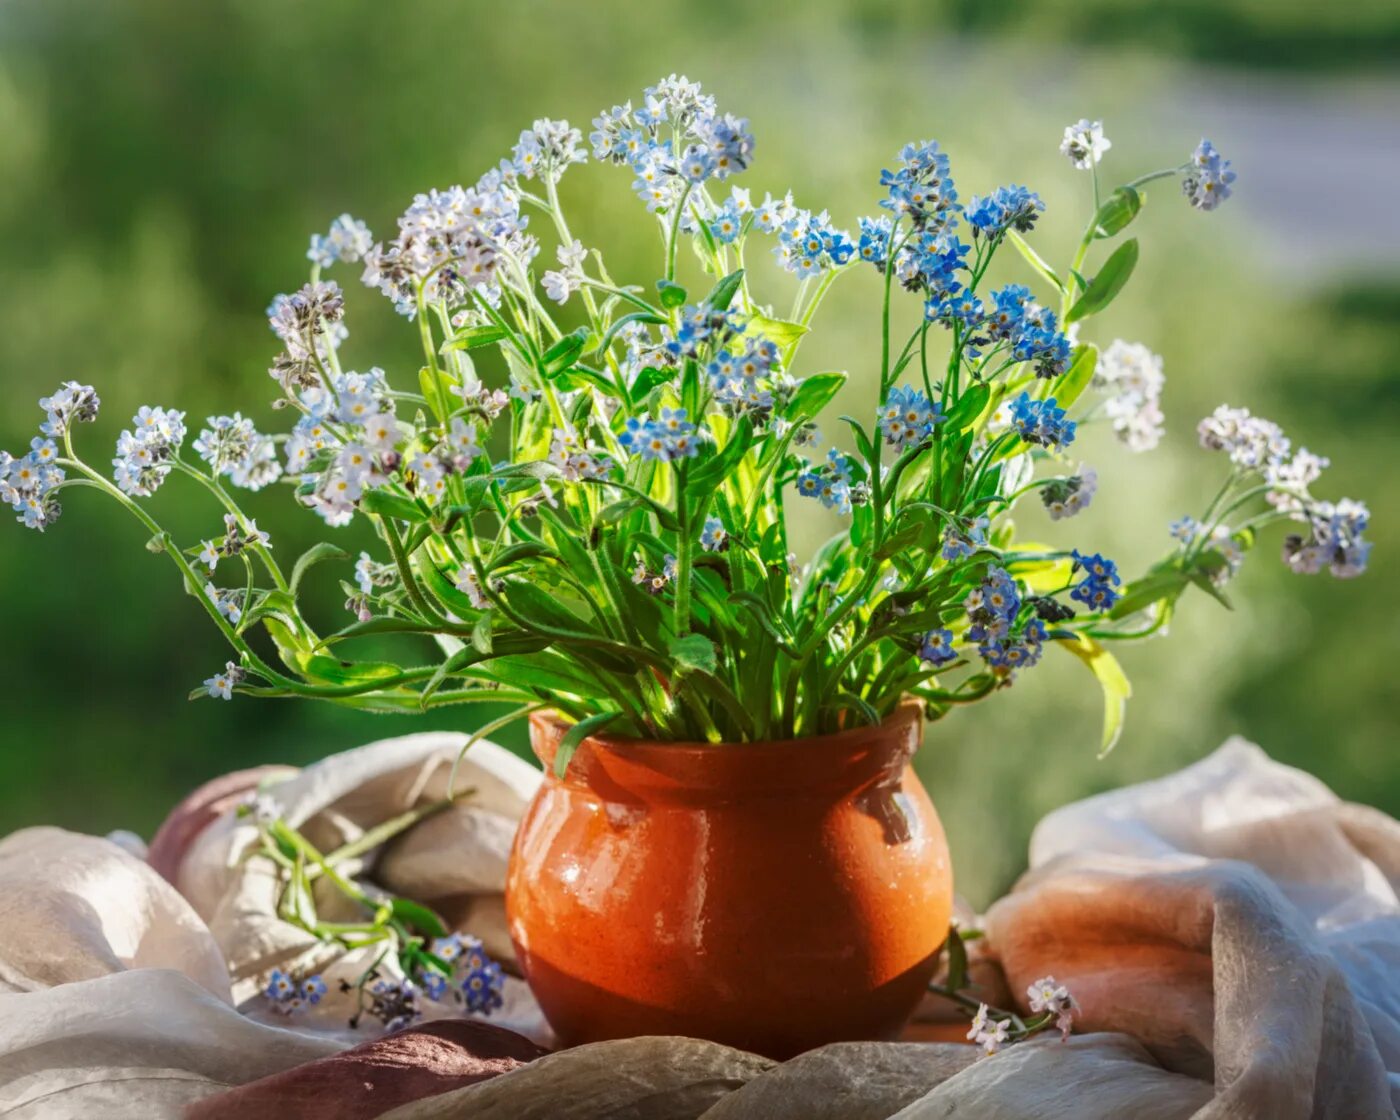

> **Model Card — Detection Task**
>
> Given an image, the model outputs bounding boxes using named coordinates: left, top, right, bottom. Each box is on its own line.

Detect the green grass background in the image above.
left=1, top=0, right=1396, bottom=906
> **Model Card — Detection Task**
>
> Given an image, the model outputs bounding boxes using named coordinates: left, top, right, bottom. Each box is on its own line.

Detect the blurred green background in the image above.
left=1, top=0, right=1396, bottom=908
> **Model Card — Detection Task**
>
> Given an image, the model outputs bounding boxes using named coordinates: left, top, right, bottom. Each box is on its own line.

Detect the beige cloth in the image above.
left=0, top=734, right=1395, bottom=1118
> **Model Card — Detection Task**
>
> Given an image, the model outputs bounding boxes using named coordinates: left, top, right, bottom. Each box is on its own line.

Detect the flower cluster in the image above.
left=1060, top=120, right=1111, bottom=170
left=1009, top=393, right=1076, bottom=449
left=965, top=566, right=1049, bottom=673
left=1182, top=140, right=1236, bottom=212
left=1070, top=550, right=1122, bottom=610
left=1284, top=500, right=1371, bottom=580
left=194, top=413, right=280, bottom=491
left=796, top=450, right=859, bottom=515
left=774, top=207, right=855, bottom=276
left=416, top=933, right=506, bottom=1015
left=39, top=381, right=101, bottom=438
left=513, top=118, right=587, bottom=184
left=3, top=431, right=69, bottom=530
left=878, top=385, right=945, bottom=450
left=1041, top=468, right=1098, bottom=521
left=549, top=427, right=614, bottom=481
left=308, top=214, right=373, bottom=269
left=965, top=185, right=1044, bottom=238
left=966, top=975, right=1077, bottom=1057
left=880, top=140, right=959, bottom=232
left=1026, top=976, right=1078, bottom=1040
left=1187, top=405, right=1369, bottom=582
left=355, top=976, right=423, bottom=1033
left=592, top=75, right=754, bottom=213
left=359, top=176, right=532, bottom=315
left=1094, top=340, right=1165, bottom=452
left=984, top=286, right=1073, bottom=380
left=264, top=969, right=328, bottom=1015
left=619, top=408, right=700, bottom=462
left=267, top=280, right=347, bottom=391
left=111, top=406, right=187, bottom=497
left=968, top=1004, right=1011, bottom=1055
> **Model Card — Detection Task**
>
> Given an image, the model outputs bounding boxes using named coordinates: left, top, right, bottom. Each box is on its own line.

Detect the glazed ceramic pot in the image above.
left=504, top=701, right=953, bottom=1058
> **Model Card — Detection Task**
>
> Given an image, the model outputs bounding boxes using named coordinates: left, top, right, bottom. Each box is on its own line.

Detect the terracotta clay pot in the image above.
left=505, top=702, right=953, bottom=1058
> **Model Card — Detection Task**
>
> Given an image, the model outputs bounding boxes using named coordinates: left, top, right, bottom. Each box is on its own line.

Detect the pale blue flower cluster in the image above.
left=418, top=933, right=506, bottom=1015
left=592, top=76, right=754, bottom=213
left=1069, top=550, right=1122, bottom=610
left=619, top=408, right=700, bottom=462
left=880, top=140, right=959, bottom=232
left=918, top=628, right=957, bottom=667
left=795, top=449, right=857, bottom=515
left=774, top=208, right=855, bottom=277
left=358, top=174, right=532, bottom=314
left=264, top=968, right=327, bottom=1015
left=307, top=214, right=373, bottom=269
left=2, top=383, right=103, bottom=530
left=965, top=185, right=1045, bottom=238
left=965, top=566, right=1048, bottom=673
left=1183, top=140, right=1236, bottom=212
left=983, top=285, right=1073, bottom=379
left=114, top=406, right=187, bottom=497
left=1285, top=500, right=1371, bottom=580
left=878, top=385, right=945, bottom=450
left=512, top=118, right=588, bottom=184
left=941, top=516, right=989, bottom=561
left=1009, top=392, right=1076, bottom=449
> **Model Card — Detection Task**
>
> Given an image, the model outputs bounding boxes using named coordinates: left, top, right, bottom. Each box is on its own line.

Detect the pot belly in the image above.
left=505, top=767, right=953, bottom=1058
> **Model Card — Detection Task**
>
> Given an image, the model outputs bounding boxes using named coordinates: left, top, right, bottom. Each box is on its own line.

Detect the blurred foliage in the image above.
left=0, top=0, right=1396, bottom=907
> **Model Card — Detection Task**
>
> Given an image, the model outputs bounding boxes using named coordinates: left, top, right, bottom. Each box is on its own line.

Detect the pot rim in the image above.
left=531, top=697, right=922, bottom=753
left=528, top=699, right=925, bottom=794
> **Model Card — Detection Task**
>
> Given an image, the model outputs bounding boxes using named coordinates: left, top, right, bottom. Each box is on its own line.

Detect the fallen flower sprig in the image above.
left=928, top=925, right=1077, bottom=1056
left=240, top=790, right=505, bottom=1030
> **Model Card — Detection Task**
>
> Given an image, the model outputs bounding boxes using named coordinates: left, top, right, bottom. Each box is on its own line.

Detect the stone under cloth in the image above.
left=0, top=733, right=1395, bottom=1118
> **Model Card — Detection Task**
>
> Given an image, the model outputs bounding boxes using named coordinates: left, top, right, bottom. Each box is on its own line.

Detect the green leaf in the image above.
left=656, top=280, right=688, bottom=309
left=506, top=579, right=589, bottom=632
left=786, top=371, right=846, bottom=421
left=1188, top=569, right=1234, bottom=610
left=470, top=610, right=494, bottom=655
left=597, top=310, right=667, bottom=357
left=1092, top=186, right=1143, bottom=239
left=541, top=328, right=590, bottom=375
left=745, top=311, right=807, bottom=351
left=1006, top=231, right=1064, bottom=293
left=360, top=489, right=429, bottom=523
left=300, top=655, right=402, bottom=687
left=390, top=897, right=448, bottom=939
left=289, top=543, right=349, bottom=596
left=488, top=541, right=555, bottom=571
left=630, top=364, right=676, bottom=400
left=1057, top=634, right=1132, bottom=757
left=705, top=268, right=745, bottom=312
left=554, top=711, right=621, bottom=779
left=943, top=382, right=990, bottom=432
left=840, top=416, right=877, bottom=464
left=669, top=633, right=718, bottom=676
left=730, top=590, right=799, bottom=656
left=688, top=417, right=754, bottom=492
left=1052, top=344, right=1099, bottom=410
left=442, top=324, right=509, bottom=351
left=318, top=616, right=437, bottom=647
left=1066, top=238, right=1139, bottom=324
left=1109, top=570, right=1188, bottom=619
left=944, top=925, right=969, bottom=992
